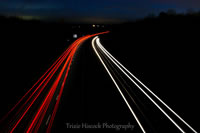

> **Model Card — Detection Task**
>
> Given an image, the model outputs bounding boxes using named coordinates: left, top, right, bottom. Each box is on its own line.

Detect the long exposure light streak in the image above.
left=0, top=32, right=109, bottom=133
left=92, top=36, right=197, bottom=133
left=96, top=38, right=197, bottom=133
left=92, top=36, right=146, bottom=133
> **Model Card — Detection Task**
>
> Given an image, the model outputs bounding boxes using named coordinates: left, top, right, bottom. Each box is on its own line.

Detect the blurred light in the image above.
left=73, top=34, right=78, bottom=38
left=92, top=24, right=96, bottom=27
left=18, top=16, right=40, bottom=20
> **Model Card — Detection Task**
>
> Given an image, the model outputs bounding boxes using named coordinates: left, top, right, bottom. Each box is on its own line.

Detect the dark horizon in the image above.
left=1, top=9, right=200, bottom=24
left=1, top=0, right=200, bottom=23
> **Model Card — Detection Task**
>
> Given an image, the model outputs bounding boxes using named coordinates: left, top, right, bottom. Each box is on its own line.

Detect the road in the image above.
left=0, top=32, right=112, bottom=132
left=50, top=33, right=138, bottom=132
left=0, top=31, right=198, bottom=133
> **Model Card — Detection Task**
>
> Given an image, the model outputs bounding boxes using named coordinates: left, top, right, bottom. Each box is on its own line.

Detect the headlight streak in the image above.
left=94, top=42, right=152, bottom=129
left=96, top=37, right=197, bottom=133
left=93, top=36, right=197, bottom=133
left=92, top=36, right=146, bottom=133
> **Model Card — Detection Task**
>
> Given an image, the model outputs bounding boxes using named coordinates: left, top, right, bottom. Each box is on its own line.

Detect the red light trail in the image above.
left=0, top=31, right=109, bottom=133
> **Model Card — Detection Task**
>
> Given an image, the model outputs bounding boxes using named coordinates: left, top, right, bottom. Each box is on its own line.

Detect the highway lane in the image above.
left=50, top=35, right=139, bottom=132
left=0, top=32, right=108, bottom=133
left=92, top=36, right=198, bottom=133
left=95, top=37, right=198, bottom=133
left=4, top=35, right=85, bottom=133
left=92, top=36, right=146, bottom=133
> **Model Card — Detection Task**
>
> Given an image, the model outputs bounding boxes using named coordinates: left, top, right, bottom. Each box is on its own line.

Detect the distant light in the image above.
left=73, top=34, right=78, bottom=38
left=18, top=16, right=40, bottom=20
left=96, top=25, right=100, bottom=28
left=92, top=24, right=96, bottom=27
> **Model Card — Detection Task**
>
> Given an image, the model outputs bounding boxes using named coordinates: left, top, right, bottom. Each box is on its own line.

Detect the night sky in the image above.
left=0, top=0, right=200, bottom=21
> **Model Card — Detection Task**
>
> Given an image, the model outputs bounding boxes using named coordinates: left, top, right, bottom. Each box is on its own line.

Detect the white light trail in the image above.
left=93, top=36, right=198, bottom=133
left=92, top=36, right=146, bottom=133
left=95, top=37, right=197, bottom=133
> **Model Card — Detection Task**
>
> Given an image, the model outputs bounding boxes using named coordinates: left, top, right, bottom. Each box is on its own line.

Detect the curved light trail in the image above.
left=92, top=36, right=197, bottom=133
left=92, top=36, right=146, bottom=133
left=0, top=32, right=109, bottom=133
left=96, top=38, right=198, bottom=133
